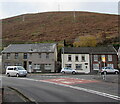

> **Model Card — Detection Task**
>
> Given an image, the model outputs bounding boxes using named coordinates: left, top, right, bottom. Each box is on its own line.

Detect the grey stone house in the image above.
left=1, top=43, right=57, bottom=73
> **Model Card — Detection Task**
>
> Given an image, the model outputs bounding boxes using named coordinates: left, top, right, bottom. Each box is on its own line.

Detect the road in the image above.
left=2, top=74, right=120, bottom=103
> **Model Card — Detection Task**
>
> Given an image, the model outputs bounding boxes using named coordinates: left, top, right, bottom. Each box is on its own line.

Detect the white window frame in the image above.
left=75, top=55, right=79, bottom=62
left=108, top=55, right=112, bottom=61
left=94, top=55, right=98, bottom=61
left=45, top=64, right=51, bottom=70
left=14, top=63, right=22, bottom=66
left=81, top=55, right=85, bottom=62
left=68, top=55, right=72, bottom=61
left=34, top=64, right=41, bottom=70
left=107, top=64, right=114, bottom=68
left=93, top=64, right=99, bottom=70
left=15, top=53, right=18, bottom=59
left=76, top=64, right=82, bottom=70
left=65, top=64, right=72, bottom=68
left=6, top=53, right=10, bottom=59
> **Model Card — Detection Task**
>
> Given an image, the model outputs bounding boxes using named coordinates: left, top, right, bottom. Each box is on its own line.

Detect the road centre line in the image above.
left=14, top=77, right=120, bottom=101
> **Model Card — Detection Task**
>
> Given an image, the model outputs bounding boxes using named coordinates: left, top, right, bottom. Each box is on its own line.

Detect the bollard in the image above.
left=102, top=72, right=106, bottom=80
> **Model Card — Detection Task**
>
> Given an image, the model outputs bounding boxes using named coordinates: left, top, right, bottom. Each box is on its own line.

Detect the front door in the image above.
left=23, top=61, right=27, bottom=70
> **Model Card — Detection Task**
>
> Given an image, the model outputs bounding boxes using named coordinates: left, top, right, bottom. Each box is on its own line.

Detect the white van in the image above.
left=6, top=66, right=27, bottom=77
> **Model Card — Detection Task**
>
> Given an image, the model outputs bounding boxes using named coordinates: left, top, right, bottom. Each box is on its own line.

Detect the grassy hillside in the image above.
left=2, top=11, right=119, bottom=46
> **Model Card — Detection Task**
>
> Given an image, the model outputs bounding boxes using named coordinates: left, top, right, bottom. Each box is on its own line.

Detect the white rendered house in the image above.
left=61, top=47, right=90, bottom=74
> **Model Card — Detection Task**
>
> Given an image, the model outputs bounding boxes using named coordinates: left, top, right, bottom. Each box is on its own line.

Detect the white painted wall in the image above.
left=62, top=54, right=90, bottom=73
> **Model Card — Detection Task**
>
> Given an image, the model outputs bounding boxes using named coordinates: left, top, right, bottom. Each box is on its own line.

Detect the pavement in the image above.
left=2, top=87, right=36, bottom=103
left=92, top=74, right=119, bottom=84
left=2, top=73, right=119, bottom=103
left=2, top=87, right=25, bottom=103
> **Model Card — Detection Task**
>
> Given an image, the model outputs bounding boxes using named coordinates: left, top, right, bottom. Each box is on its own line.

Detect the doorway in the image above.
left=23, top=61, right=27, bottom=70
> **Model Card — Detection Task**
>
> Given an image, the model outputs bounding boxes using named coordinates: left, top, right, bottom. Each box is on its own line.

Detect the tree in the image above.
left=73, top=36, right=97, bottom=47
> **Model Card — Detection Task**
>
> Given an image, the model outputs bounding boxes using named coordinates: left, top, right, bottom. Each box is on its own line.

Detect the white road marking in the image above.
left=7, top=77, right=120, bottom=101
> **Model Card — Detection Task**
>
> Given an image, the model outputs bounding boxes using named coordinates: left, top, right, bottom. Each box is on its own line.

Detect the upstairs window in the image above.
left=81, top=55, right=85, bottom=62
left=15, top=53, right=18, bottom=59
left=23, top=53, right=27, bottom=59
left=108, top=55, right=112, bottom=61
left=6, top=53, right=10, bottom=59
left=46, top=53, right=49, bottom=59
left=68, top=55, right=72, bottom=61
left=75, top=55, right=79, bottom=61
left=94, top=55, right=98, bottom=61
left=39, top=53, right=41, bottom=58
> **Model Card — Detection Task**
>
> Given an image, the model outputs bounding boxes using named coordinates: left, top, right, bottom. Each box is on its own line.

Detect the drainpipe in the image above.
left=90, top=53, right=92, bottom=74
left=62, top=47, right=64, bottom=68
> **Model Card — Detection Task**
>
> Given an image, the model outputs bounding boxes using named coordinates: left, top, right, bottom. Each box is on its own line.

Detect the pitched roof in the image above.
left=2, top=43, right=56, bottom=53
left=63, top=47, right=90, bottom=54
left=62, top=46, right=117, bottom=54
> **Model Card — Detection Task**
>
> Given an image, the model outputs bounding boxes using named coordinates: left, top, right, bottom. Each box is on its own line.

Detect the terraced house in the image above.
left=62, top=46, right=118, bottom=74
left=1, top=43, right=57, bottom=73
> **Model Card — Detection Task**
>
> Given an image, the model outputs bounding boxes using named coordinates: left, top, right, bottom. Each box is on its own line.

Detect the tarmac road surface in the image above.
left=2, top=75, right=120, bottom=103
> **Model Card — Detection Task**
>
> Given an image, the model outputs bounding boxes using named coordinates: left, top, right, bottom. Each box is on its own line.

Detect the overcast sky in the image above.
left=0, top=0, right=119, bottom=19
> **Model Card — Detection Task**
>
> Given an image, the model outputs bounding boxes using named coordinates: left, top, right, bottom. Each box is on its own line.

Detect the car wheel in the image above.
left=72, top=71, right=76, bottom=75
left=7, top=73, right=10, bottom=77
left=16, top=73, right=19, bottom=77
left=62, top=71, right=65, bottom=74
left=115, top=71, right=118, bottom=74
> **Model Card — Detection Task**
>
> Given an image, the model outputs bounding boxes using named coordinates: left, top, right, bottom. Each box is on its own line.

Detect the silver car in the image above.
left=100, top=67, right=119, bottom=74
left=61, top=67, right=76, bottom=74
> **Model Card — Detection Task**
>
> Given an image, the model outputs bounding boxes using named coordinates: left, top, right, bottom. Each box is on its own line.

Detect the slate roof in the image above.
left=62, top=46, right=117, bottom=54
left=63, top=47, right=90, bottom=54
left=2, top=43, right=56, bottom=53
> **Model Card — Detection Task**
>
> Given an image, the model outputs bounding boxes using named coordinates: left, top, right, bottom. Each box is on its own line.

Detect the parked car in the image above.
left=61, top=67, right=77, bottom=74
left=6, top=66, right=27, bottom=77
left=100, top=67, right=119, bottom=74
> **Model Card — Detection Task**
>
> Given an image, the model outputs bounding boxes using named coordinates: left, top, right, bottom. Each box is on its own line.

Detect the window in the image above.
left=46, top=53, right=49, bottom=59
left=4, top=63, right=11, bottom=68
left=76, top=64, right=82, bottom=70
left=15, top=53, right=18, bottom=59
left=45, top=64, right=51, bottom=70
left=75, top=55, right=79, bottom=61
left=94, top=55, right=98, bottom=61
left=39, top=53, right=41, bottom=58
left=93, top=64, right=99, bottom=70
left=34, top=64, right=41, bottom=70
left=14, top=63, right=22, bottom=66
left=8, top=68, right=14, bottom=70
left=107, top=64, right=114, bottom=68
left=81, top=55, right=85, bottom=62
left=108, top=55, right=112, bottom=61
left=23, top=53, right=27, bottom=59
left=65, top=64, right=72, bottom=68
left=68, top=55, right=72, bottom=61
left=6, top=53, right=10, bottom=59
